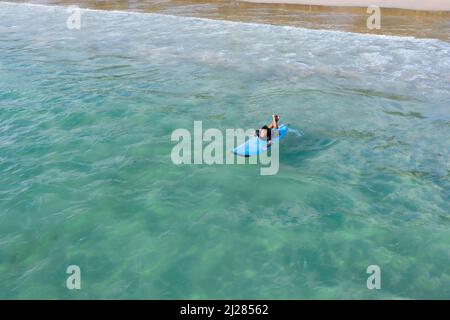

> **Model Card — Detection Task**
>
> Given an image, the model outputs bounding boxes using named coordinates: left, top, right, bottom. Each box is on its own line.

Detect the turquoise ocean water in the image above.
left=0, top=2, right=449, bottom=299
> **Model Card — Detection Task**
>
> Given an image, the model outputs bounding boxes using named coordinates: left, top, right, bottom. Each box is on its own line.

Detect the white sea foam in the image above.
left=2, top=1, right=449, bottom=108
left=0, top=1, right=446, bottom=44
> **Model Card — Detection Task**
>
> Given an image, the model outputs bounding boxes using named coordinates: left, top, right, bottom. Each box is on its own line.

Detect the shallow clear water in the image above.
left=0, top=2, right=449, bottom=299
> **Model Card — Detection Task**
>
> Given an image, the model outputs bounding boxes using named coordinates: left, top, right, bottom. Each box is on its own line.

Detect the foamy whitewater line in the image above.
left=0, top=1, right=444, bottom=44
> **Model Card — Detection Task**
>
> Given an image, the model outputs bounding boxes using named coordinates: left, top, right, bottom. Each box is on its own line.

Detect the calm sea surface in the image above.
left=0, top=2, right=449, bottom=299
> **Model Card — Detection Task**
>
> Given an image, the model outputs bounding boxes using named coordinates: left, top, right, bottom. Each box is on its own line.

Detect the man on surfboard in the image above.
left=255, top=114, right=279, bottom=149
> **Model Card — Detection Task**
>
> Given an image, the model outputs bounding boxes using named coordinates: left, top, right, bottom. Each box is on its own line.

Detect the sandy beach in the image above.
left=242, top=0, right=450, bottom=11
left=12, top=0, right=450, bottom=41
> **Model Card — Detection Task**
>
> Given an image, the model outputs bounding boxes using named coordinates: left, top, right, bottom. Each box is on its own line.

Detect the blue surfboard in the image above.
left=232, top=125, right=288, bottom=157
